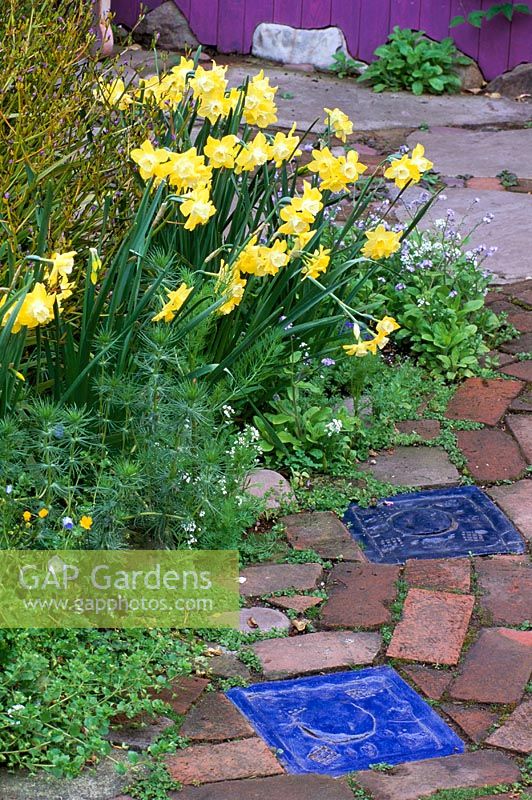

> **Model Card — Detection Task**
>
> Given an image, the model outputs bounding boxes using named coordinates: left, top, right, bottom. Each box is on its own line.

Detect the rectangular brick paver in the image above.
left=354, top=751, right=520, bottom=800
left=485, top=700, right=532, bottom=754
left=240, top=563, right=323, bottom=597
left=488, top=480, right=532, bottom=542
left=446, top=378, right=523, bottom=425
left=179, top=692, right=255, bottom=742
left=387, top=589, right=474, bottom=665
left=475, top=558, right=532, bottom=626
left=321, top=563, right=400, bottom=629
left=499, top=360, right=532, bottom=382
left=281, top=511, right=366, bottom=561
left=506, top=414, right=532, bottom=463
left=252, top=630, right=381, bottom=679
left=451, top=628, right=532, bottom=704
left=170, top=774, right=354, bottom=800
left=165, top=738, right=283, bottom=785
left=441, top=703, right=498, bottom=743
left=456, top=429, right=527, bottom=482
left=404, top=558, right=471, bottom=593
left=149, top=676, right=209, bottom=715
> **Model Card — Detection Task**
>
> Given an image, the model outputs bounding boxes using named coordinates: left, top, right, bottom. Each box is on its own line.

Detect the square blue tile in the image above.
left=227, top=667, right=464, bottom=776
left=343, top=486, right=525, bottom=564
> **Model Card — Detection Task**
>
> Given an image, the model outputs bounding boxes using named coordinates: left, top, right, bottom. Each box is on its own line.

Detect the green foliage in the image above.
left=0, top=628, right=200, bottom=775
left=497, top=169, right=519, bottom=188
left=451, top=3, right=531, bottom=28
left=127, top=761, right=182, bottom=800
left=329, top=51, right=367, bottom=79
left=359, top=27, right=469, bottom=94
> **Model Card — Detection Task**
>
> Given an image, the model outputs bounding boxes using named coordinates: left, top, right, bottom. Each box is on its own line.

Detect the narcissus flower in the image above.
left=257, top=240, right=289, bottom=276
left=152, top=283, right=193, bottom=323
left=343, top=316, right=400, bottom=357
left=292, top=181, right=323, bottom=218
left=204, top=135, right=239, bottom=169
left=243, top=70, right=278, bottom=127
left=362, top=225, right=402, bottom=260
left=3, top=283, right=57, bottom=333
left=94, top=77, right=132, bottom=110
left=376, top=316, right=400, bottom=335
left=278, top=205, right=312, bottom=236
left=384, top=154, right=420, bottom=189
left=189, top=62, right=228, bottom=100
left=302, top=246, right=331, bottom=280
left=180, top=187, right=216, bottom=230
left=410, top=143, right=433, bottom=174
left=216, top=262, right=247, bottom=315
left=234, top=132, right=272, bottom=173
left=270, top=125, right=301, bottom=167
left=89, top=249, right=102, bottom=286
left=47, top=251, right=77, bottom=288
left=170, top=57, right=195, bottom=91
left=158, top=147, right=212, bottom=193
left=130, top=140, right=169, bottom=182
left=79, top=515, right=93, bottom=530
left=324, top=107, right=353, bottom=142
left=308, top=147, right=367, bottom=192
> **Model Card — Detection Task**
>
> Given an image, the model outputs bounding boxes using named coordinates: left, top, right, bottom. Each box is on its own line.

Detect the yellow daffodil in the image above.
left=308, top=147, right=366, bottom=192
left=216, top=262, right=247, bottom=315
left=197, top=91, right=232, bottom=124
left=158, top=147, right=212, bottom=193
left=324, top=107, right=353, bottom=143
left=189, top=62, right=227, bottom=100
left=302, top=246, right=331, bottom=280
left=278, top=205, right=312, bottom=236
left=38, top=508, right=49, bottom=519
left=292, top=181, right=323, bottom=218
left=376, top=316, right=400, bottom=335
left=270, top=124, right=302, bottom=167
left=152, top=283, right=193, bottom=323
left=362, top=225, right=402, bottom=260
left=243, top=70, right=278, bottom=128
left=130, top=140, right=169, bottom=182
left=234, top=132, right=272, bottom=173
left=257, top=240, right=289, bottom=276
left=89, top=248, right=102, bottom=286
left=79, top=515, right=93, bottom=530
left=234, top=239, right=262, bottom=276
left=47, top=251, right=77, bottom=289
left=180, top=186, right=216, bottom=230
left=3, top=283, right=57, bottom=333
left=410, top=143, right=433, bottom=174
left=204, top=135, right=239, bottom=170
left=170, top=57, right=195, bottom=91
left=384, top=154, right=420, bottom=189
left=94, top=77, right=132, bottom=110
left=155, top=72, right=184, bottom=110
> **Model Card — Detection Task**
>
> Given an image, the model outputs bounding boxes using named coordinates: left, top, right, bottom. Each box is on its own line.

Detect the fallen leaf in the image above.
left=247, top=616, right=259, bottom=628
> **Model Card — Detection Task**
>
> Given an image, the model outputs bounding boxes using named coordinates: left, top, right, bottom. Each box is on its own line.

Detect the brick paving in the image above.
left=128, top=285, right=532, bottom=800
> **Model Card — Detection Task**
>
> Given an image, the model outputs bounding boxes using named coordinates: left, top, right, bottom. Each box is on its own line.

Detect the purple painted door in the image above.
left=112, top=0, right=532, bottom=80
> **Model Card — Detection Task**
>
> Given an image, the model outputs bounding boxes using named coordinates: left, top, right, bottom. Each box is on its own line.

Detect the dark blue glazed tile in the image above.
left=343, top=486, right=525, bottom=564
left=227, top=666, right=464, bottom=776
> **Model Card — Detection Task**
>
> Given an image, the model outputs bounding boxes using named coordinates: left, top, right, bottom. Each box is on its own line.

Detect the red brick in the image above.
left=500, top=360, right=532, bottom=381
left=475, top=558, right=532, bottom=626
left=509, top=389, right=532, bottom=412
left=500, top=280, right=532, bottom=297
left=488, top=479, right=532, bottom=542
left=500, top=331, right=532, bottom=355
left=396, top=420, right=441, bottom=441
left=401, top=665, right=452, bottom=700
left=445, top=378, right=523, bottom=425
left=252, top=630, right=381, bottom=679
left=466, top=176, right=505, bottom=191
left=268, top=595, right=323, bottom=613
left=180, top=692, right=254, bottom=742
left=456, top=428, right=527, bottom=482
left=107, top=713, right=174, bottom=750
left=513, top=288, right=532, bottom=308
left=506, top=413, right=532, bottom=463
left=321, top=563, right=399, bottom=629
left=441, top=703, right=498, bottom=743
left=450, top=628, right=532, bottom=704
left=386, top=589, right=474, bottom=665
left=404, top=558, right=471, bottom=593
left=165, top=738, right=283, bottom=784
left=281, top=511, right=366, bottom=561
left=150, top=676, right=209, bottom=715
left=240, top=563, right=323, bottom=597
left=170, top=774, right=355, bottom=800
left=485, top=700, right=532, bottom=754
left=507, top=310, right=532, bottom=332
left=354, top=751, right=520, bottom=800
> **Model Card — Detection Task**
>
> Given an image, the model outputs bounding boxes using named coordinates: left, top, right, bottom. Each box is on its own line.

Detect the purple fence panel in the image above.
left=419, top=0, right=451, bottom=40
left=358, top=0, right=391, bottom=62
left=449, top=0, right=481, bottom=61
left=243, top=0, right=274, bottom=51
left=273, top=0, right=302, bottom=28
left=508, top=8, right=532, bottom=73
left=331, top=0, right=362, bottom=57
left=189, top=0, right=219, bottom=45
left=112, top=0, right=140, bottom=28
left=389, top=0, right=421, bottom=30
left=217, top=0, right=245, bottom=51
left=175, top=0, right=191, bottom=19
left=301, top=0, right=332, bottom=29
left=478, top=0, right=511, bottom=80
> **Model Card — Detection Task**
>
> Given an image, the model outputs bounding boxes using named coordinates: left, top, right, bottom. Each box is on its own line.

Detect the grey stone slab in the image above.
left=406, top=127, right=532, bottom=179
left=0, top=752, right=136, bottom=800
left=223, top=63, right=532, bottom=131
left=360, top=446, right=460, bottom=488
left=395, top=187, right=532, bottom=284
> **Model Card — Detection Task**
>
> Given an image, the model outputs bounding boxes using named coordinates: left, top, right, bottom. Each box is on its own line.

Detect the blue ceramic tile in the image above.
left=343, top=486, right=525, bottom=564
left=227, top=666, right=464, bottom=776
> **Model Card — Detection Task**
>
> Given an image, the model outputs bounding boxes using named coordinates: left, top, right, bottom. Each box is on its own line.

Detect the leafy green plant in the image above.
left=497, top=169, right=519, bottom=188
left=359, top=27, right=470, bottom=94
left=329, top=51, right=367, bottom=79
left=451, top=3, right=531, bottom=28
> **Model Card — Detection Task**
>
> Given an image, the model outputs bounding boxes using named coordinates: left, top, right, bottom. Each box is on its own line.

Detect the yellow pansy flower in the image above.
left=324, top=107, right=353, bottom=143
left=152, top=283, right=193, bottom=323
left=384, top=155, right=421, bottom=189
left=302, top=246, right=331, bottom=280
left=180, top=186, right=216, bottom=230
left=362, top=225, right=402, bottom=260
